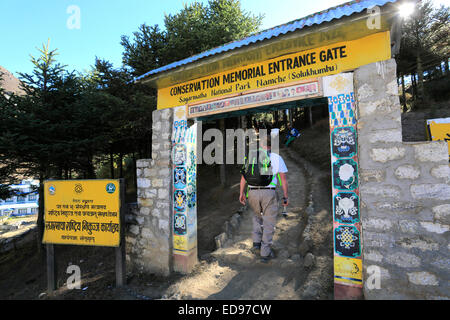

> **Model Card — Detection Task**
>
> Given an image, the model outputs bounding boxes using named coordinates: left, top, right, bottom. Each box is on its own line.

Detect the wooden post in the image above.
left=115, top=178, right=126, bottom=287
left=46, top=244, right=56, bottom=294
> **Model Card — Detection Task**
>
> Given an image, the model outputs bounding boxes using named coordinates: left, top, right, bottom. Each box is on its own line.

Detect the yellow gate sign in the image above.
left=42, top=179, right=121, bottom=247
left=427, top=118, right=450, bottom=161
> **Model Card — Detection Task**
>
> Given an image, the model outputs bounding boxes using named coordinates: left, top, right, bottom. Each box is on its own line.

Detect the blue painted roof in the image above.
left=135, top=0, right=398, bottom=81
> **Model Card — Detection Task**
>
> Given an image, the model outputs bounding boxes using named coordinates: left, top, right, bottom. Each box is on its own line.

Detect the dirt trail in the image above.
left=157, top=146, right=334, bottom=300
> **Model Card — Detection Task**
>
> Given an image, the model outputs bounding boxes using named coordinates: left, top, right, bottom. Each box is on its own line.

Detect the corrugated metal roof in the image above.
left=135, top=0, right=398, bottom=81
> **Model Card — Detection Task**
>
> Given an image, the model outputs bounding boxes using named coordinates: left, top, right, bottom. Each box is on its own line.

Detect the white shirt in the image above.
left=268, top=152, right=288, bottom=186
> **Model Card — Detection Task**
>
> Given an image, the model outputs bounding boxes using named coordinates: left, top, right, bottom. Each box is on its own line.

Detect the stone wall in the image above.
left=355, top=59, right=450, bottom=299
left=125, top=108, right=173, bottom=276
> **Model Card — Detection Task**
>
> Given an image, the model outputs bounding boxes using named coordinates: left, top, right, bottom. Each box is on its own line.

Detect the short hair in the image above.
left=261, top=136, right=271, bottom=148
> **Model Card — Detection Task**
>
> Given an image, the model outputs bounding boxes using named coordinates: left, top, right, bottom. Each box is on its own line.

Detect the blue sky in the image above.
left=0, top=0, right=448, bottom=78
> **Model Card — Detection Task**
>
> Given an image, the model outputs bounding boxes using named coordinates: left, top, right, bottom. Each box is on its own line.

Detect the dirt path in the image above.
left=155, top=146, right=334, bottom=300
left=0, top=144, right=333, bottom=300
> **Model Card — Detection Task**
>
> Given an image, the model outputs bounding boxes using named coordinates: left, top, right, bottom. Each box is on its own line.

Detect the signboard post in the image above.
left=42, top=179, right=125, bottom=294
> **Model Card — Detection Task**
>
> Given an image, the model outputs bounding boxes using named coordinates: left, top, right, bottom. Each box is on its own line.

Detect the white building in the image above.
left=0, top=180, right=39, bottom=217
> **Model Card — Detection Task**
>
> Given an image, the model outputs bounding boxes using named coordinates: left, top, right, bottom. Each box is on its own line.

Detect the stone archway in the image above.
left=127, top=58, right=450, bottom=299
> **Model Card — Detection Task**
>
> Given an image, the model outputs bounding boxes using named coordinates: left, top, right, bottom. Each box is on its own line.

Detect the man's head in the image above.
left=260, top=134, right=271, bottom=150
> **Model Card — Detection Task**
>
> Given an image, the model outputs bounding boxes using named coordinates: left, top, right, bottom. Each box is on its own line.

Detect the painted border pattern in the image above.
left=324, top=73, right=363, bottom=289
left=172, top=107, right=197, bottom=256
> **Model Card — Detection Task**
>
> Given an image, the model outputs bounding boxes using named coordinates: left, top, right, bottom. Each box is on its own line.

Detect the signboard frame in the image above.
left=186, top=78, right=323, bottom=119
left=43, top=178, right=126, bottom=293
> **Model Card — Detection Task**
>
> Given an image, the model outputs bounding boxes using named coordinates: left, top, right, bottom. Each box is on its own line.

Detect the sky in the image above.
left=0, top=0, right=448, bottom=78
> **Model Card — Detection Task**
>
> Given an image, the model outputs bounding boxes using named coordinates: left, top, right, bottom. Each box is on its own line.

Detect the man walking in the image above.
left=239, top=134, right=288, bottom=263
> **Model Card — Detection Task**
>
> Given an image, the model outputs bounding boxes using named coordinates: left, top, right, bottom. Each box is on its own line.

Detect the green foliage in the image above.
left=396, top=0, right=450, bottom=105
left=121, top=0, right=263, bottom=76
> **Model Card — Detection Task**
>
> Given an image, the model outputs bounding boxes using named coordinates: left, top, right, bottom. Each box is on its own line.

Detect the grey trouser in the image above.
left=247, top=188, right=279, bottom=257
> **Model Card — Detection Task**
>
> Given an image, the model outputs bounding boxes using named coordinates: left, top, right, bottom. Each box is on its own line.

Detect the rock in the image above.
left=291, top=254, right=301, bottom=261
left=299, top=241, right=310, bottom=256
left=278, top=250, right=290, bottom=259
left=215, top=232, right=227, bottom=249
left=304, top=253, right=315, bottom=268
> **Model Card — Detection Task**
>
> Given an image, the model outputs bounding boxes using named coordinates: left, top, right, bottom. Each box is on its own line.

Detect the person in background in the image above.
left=285, top=124, right=301, bottom=147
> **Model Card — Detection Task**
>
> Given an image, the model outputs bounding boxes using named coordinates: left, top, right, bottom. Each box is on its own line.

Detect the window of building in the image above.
left=18, top=208, right=27, bottom=215
left=28, top=194, right=37, bottom=201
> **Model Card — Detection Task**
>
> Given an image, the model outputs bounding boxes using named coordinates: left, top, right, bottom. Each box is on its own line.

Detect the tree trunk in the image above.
left=118, top=153, right=123, bottom=178
left=110, top=150, right=115, bottom=179
left=416, top=53, right=425, bottom=101
left=273, top=111, right=279, bottom=128
left=401, top=74, right=407, bottom=112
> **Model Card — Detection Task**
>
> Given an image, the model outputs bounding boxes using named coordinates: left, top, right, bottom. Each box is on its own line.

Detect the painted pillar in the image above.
left=323, top=73, right=363, bottom=299
left=172, top=106, right=198, bottom=273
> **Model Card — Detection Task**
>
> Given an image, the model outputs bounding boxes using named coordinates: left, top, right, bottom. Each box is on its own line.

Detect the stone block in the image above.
left=158, top=188, right=169, bottom=200
left=430, top=257, right=450, bottom=270
left=386, top=79, right=399, bottom=96
left=410, top=184, right=450, bottom=200
left=362, top=218, right=394, bottom=231
left=370, top=147, right=405, bottom=163
left=419, top=221, right=449, bottom=234
left=397, top=237, right=439, bottom=251
left=369, top=129, right=402, bottom=143
left=158, top=219, right=169, bottom=231
left=136, top=159, right=153, bottom=168
left=432, top=204, right=450, bottom=224
left=363, top=231, right=395, bottom=248
left=139, top=199, right=154, bottom=209
left=356, top=83, right=374, bottom=101
left=145, top=189, right=158, bottom=198
left=364, top=250, right=383, bottom=262
left=139, top=206, right=151, bottom=216
left=137, top=178, right=151, bottom=189
left=394, top=165, right=421, bottom=180
left=360, top=185, right=401, bottom=199
left=360, top=169, right=386, bottom=182
left=129, top=225, right=140, bottom=235
left=385, top=252, right=421, bottom=268
left=413, top=142, right=448, bottom=162
left=430, top=165, right=450, bottom=182
left=152, top=179, right=164, bottom=187
left=135, top=216, right=145, bottom=225
left=398, top=220, right=420, bottom=233
left=376, top=201, right=422, bottom=215
left=407, top=272, right=439, bottom=286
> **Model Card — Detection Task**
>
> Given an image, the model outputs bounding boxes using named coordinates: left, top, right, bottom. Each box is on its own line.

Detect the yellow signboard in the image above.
left=157, top=31, right=390, bottom=110
left=42, top=180, right=121, bottom=247
left=334, top=256, right=363, bottom=286
left=427, top=119, right=450, bottom=161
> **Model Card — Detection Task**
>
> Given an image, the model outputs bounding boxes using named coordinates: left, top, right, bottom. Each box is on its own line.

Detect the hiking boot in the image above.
left=260, top=250, right=276, bottom=263
left=250, top=242, right=261, bottom=256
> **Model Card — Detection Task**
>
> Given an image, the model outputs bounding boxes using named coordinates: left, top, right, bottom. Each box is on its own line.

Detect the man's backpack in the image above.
left=241, top=148, right=273, bottom=186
